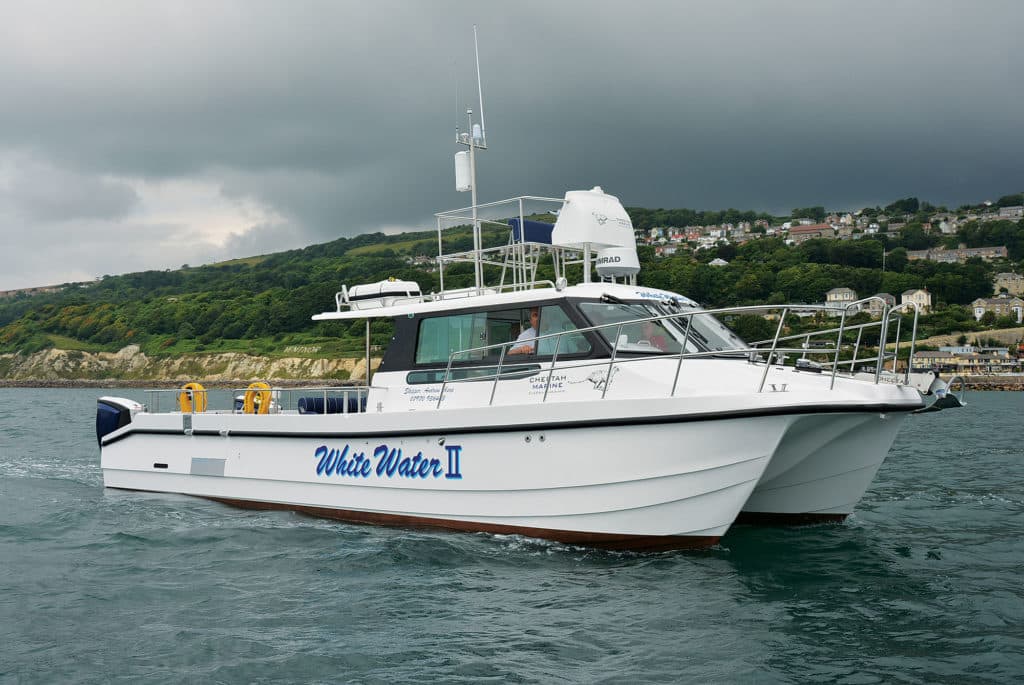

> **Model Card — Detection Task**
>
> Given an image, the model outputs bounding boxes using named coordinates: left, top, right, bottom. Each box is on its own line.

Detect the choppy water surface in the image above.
left=1, top=388, right=1022, bottom=683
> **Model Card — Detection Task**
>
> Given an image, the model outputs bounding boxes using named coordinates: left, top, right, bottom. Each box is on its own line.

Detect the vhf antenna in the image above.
left=474, top=24, right=487, bottom=147
left=454, top=24, right=488, bottom=290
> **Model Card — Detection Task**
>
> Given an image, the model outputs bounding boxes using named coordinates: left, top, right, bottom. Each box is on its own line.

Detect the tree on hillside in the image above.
left=996, top=192, right=1024, bottom=207
left=716, top=243, right=737, bottom=261
left=899, top=225, right=940, bottom=251
left=885, top=197, right=920, bottom=214
left=791, top=206, right=826, bottom=222
left=886, top=247, right=908, bottom=272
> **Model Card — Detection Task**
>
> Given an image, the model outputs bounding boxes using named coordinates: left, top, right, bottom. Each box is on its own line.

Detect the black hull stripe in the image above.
left=101, top=402, right=921, bottom=447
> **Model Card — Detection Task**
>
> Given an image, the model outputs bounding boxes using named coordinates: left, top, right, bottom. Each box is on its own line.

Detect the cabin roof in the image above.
left=311, top=282, right=696, bottom=321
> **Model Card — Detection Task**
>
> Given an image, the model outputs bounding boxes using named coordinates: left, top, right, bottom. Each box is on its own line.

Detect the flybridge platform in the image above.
left=318, top=187, right=644, bottom=320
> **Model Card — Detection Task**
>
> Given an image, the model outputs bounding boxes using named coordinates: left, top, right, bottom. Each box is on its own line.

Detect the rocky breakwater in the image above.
left=0, top=345, right=379, bottom=387
left=960, top=375, right=1024, bottom=392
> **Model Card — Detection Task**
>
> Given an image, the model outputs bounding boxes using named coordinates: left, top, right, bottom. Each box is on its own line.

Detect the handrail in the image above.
left=602, top=323, right=624, bottom=399
left=145, top=384, right=369, bottom=414
left=830, top=304, right=850, bottom=390
left=431, top=298, right=921, bottom=406
left=758, top=308, right=789, bottom=393
left=434, top=194, right=563, bottom=220
left=849, top=328, right=864, bottom=372
left=883, top=301, right=920, bottom=383
left=541, top=334, right=565, bottom=403
left=670, top=315, right=694, bottom=396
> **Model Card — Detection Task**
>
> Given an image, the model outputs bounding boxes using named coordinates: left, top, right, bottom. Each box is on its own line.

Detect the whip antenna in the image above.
left=474, top=24, right=487, bottom=146
left=451, top=26, right=489, bottom=290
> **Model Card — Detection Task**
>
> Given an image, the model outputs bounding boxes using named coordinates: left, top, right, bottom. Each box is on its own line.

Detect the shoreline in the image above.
left=0, top=377, right=1020, bottom=391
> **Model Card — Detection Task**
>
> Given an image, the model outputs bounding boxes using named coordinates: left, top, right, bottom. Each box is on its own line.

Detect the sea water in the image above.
left=1, top=388, right=1022, bottom=684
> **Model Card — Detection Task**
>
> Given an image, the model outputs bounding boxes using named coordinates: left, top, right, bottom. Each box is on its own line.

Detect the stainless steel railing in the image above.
left=145, top=384, right=370, bottom=414
left=436, top=298, right=920, bottom=407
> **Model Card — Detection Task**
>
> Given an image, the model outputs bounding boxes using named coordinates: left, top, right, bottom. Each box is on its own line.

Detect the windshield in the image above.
left=577, top=301, right=749, bottom=354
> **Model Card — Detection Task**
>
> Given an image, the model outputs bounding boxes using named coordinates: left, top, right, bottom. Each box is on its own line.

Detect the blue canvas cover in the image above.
left=509, top=218, right=554, bottom=244
left=298, top=395, right=366, bottom=414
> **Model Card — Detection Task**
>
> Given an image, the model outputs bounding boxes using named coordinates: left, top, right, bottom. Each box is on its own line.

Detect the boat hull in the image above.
left=738, top=410, right=909, bottom=524
left=101, top=408, right=786, bottom=550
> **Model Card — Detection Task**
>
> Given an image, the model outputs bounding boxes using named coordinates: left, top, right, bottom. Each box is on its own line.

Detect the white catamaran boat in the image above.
left=97, top=182, right=960, bottom=550
left=96, top=57, right=960, bottom=548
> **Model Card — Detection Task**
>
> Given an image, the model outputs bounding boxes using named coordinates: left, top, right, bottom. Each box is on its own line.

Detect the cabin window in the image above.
left=579, top=302, right=685, bottom=353
left=414, top=305, right=590, bottom=364
left=578, top=301, right=747, bottom=354
left=415, top=313, right=487, bottom=364
left=536, top=305, right=590, bottom=356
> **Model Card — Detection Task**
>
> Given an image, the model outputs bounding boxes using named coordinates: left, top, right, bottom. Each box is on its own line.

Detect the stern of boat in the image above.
left=96, top=397, right=143, bottom=447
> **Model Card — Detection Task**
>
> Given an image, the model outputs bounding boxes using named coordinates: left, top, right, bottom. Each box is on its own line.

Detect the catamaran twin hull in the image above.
left=99, top=395, right=917, bottom=551
left=738, top=410, right=908, bottom=524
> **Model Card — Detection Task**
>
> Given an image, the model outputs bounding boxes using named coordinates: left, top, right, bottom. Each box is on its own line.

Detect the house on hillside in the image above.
left=0, top=285, right=63, bottom=299
left=906, top=245, right=1008, bottom=263
left=788, top=223, right=835, bottom=243
left=863, top=292, right=896, bottom=318
left=914, top=347, right=1020, bottom=374
left=972, top=294, right=1024, bottom=323
left=994, top=272, right=1024, bottom=296
left=826, top=287, right=858, bottom=312
left=901, top=288, right=932, bottom=314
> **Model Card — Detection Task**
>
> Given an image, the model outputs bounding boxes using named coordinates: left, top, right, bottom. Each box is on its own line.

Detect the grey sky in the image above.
left=1, top=1, right=1021, bottom=290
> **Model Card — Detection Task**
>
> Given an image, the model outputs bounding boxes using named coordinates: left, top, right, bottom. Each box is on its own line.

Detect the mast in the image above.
left=454, top=25, right=488, bottom=292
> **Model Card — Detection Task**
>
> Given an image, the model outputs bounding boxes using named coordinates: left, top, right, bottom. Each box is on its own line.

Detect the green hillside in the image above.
left=1, top=203, right=1022, bottom=359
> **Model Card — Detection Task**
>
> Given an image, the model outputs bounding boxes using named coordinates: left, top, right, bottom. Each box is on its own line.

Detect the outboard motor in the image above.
left=96, top=397, right=143, bottom=446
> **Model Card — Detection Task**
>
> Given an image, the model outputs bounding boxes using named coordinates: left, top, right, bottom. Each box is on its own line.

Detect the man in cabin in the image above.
left=509, top=307, right=540, bottom=355
left=641, top=320, right=669, bottom=351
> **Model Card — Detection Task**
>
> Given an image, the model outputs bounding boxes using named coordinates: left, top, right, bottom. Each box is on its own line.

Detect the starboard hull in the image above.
left=101, top=410, right=788, bottom=551
left=738, top=410, right=909, bottom=524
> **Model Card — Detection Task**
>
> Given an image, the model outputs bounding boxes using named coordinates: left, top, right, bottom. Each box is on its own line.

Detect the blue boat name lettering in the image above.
left=445, top=445, right=463, bottom=480
left=314, top=444, right=372, bottom=478
left=374, top=444, right=445, bottom=479
left=315, top=443, right=462, bottom=480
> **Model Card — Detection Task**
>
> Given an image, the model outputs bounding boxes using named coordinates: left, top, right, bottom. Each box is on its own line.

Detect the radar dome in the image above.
left=551, top=186, right=635, bottom=249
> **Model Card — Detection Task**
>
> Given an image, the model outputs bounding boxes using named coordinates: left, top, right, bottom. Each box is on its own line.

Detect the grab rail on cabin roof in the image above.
left=435, top=298, right=920, bottom=407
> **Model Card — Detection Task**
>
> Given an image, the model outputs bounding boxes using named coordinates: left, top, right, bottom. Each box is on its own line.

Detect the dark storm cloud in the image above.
left=2, top=160, right=139, bottom=222
left=0, top=0, right=1022, bottom=289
